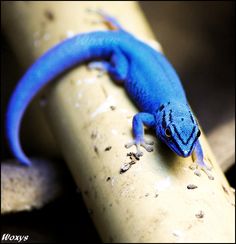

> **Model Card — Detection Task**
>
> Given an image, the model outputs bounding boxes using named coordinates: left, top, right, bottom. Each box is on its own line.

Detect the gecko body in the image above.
left=6, top=12, right=213, bottom=179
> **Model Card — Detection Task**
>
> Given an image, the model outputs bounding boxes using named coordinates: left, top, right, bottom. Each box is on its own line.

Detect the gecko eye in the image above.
left=197, top=130, right=201, bottom=138
left=165, top=128, right=172, bottom=138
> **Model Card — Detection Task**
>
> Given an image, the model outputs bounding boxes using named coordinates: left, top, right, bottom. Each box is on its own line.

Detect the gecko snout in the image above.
left=182, top=150, right=191, bottom=157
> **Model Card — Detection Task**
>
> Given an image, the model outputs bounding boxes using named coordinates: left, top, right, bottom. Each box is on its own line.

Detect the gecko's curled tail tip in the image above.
left=18, top=158, right=32, bottom=167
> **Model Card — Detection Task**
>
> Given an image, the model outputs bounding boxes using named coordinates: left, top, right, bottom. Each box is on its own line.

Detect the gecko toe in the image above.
left=194, top=169, right=201, bottom=177
left=135, top=151, right=143, bottom=158
left=141, top=143, right=154, bottom=152
left=205, top=164, right=212, bottom=171
left=144, top=139, right=154, bottom=145
left=125, top=141, right=135, bottom=149
left=190, top=160, right=214, bottom=180
left=124, top=138, right=153, bottom=156
left=208, top=174, right=214, bottom=180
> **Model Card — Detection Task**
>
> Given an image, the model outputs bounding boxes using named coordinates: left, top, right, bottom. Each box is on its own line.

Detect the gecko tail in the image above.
left=98, top=9, right=124, bottom=30
left=6, top=98, right=31, bottom=166
left=5, top=31, right=116, bottom=165
left=16, top=153, right=31, bottom=166
left=87, top=8, right=125, bottom=31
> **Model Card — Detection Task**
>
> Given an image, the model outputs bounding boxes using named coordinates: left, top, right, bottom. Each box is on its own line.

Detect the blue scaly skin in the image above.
left=5, top=11, right=213, bottom=179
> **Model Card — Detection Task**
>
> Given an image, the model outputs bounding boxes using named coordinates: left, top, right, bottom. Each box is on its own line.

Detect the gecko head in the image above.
left=155, top=102, right=201, bottom=157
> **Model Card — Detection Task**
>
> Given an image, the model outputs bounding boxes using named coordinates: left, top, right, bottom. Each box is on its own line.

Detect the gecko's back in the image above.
left=116, top=35, right=188, bottom=113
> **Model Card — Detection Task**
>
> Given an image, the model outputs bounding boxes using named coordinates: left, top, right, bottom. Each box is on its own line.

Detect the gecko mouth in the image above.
left=170, top=136, right=198, bottom=157
left=170, top=140, right=190, bottom=157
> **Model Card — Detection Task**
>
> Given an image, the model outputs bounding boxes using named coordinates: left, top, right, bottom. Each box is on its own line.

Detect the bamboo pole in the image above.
left=2, top=1, right=235, bottom=242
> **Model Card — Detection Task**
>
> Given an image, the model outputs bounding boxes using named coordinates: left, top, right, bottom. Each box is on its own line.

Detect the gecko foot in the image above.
left=189, top=160, right=214, bottom=180
left=125, top=138, right=154, bottom=158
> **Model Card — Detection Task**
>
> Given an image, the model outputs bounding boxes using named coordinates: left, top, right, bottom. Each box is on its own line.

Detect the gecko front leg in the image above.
left=190, top=140, right=214, bottom=180
left=125, top=112, right=155, bottom=157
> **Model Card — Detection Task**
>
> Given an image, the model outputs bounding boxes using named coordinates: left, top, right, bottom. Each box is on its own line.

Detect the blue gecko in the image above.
left=5, top=11, right=213, bottom=179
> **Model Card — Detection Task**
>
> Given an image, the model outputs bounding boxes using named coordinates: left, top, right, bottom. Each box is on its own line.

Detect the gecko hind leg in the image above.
left=190, top=140, right=214, bottom=180
left=125, top=113, right=155, bottom=158
left=88, top=49, right=128, bottom=83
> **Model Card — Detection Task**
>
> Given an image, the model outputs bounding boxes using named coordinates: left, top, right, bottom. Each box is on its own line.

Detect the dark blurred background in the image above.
left=1, top=2, right=235, bottom=243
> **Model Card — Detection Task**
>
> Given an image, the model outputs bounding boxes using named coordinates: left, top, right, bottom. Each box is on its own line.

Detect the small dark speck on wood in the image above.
left=187, top=184, right=198, bottom=190
left=105, top=146, right=112, bottom=151
left=44, top=9, right=54, bottom=21
left=94, top=146, right=99, bottom=155
left=110, top=105, right=116, bottom=110
left=127, top=152, right=140, bottom=161
left=222, top=185, right=229, bottom=195
left=120, top=152, right=141, bottom=174
left=195, top=210, right=204, bottom=219
left=120, top=163, right=131, bottom=174
left=91, top=131, right=97, bottom=139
